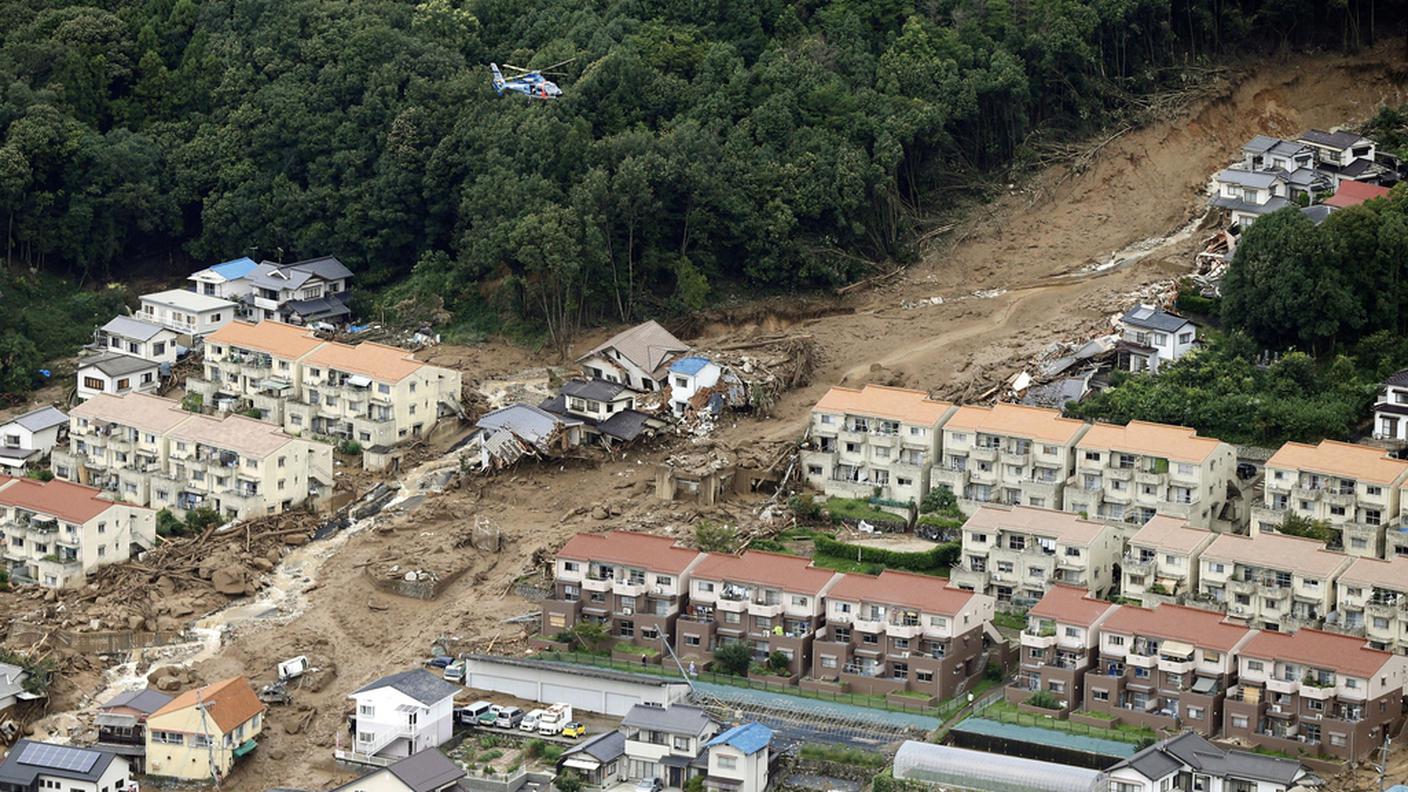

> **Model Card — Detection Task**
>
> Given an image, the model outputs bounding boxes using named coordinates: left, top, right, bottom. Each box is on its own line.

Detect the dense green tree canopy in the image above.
left=0, top=0, right=1397, bottom=356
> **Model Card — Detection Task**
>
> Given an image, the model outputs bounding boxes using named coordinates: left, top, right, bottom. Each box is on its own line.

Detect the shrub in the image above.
left=337, top=439, right=363, bottom=455
left=694, top=520, right=736, bottom=552
left=24, top=469, right=53, bottom=482
left=477, top=735, right=501, bottom=749
left=180, top=393, right=204, bottom=412
left=523, top=739, right=546, bottom=759
left=812, top=534, right=956, bottom=573
left=541, top=744, right=564, bottom=762
left=788, top=493, right=823, bottom=522
left=479, top=749, right=503, bottom=762
left=920, top=485, right=959, bottom=516
left=1027, top=690, right=1063, bottom=710
left=714, top=641, right=752, bottom=676
left=798, top=743, right=887, bottom=767
left=684, top=776, right=705, bottom=792
left=1278, top=513, right=1335, bottom=544
left=985, top=661, right=1006, bottom=682
left=555, top=770, right=584, bottom=792
left=766, top=650, right=790, bottom=675
left=156, top=509, right=187, bottom=538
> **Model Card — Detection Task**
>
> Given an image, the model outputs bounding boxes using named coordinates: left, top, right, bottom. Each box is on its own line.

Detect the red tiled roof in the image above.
left=1030, top=584, right=1116, bottom=627
left=692, top=551, right=838, bottom=594
left=1100, top=603, right=1250, bottom=652
left=825, top=570, right=977, bottom=615
left=151, top=676, right=264, bottom=734
left=1239, top=629, right=1392, bottom=678
left=1323, top=179, right=1391, bottom=209
left=557, top=531, right=701, bottom=574
left=0, top=477, right=140, bottom=524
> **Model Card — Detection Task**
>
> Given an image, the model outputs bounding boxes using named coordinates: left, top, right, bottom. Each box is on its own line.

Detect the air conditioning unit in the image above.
left=653, top=586, right=666, bottom=595
left=621, top=607, right=634, bottom=616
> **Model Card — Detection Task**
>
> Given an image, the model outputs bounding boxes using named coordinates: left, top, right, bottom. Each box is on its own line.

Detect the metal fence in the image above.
left=536, top=650, right=972, bottom=718
left=972, top=702, right=1149, bottom=745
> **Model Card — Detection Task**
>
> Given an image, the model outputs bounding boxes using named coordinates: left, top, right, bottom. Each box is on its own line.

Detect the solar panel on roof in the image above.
left=18, top=743, right=99, bottom=773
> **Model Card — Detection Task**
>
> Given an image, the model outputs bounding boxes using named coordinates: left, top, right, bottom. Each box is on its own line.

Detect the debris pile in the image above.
left=697, top=334, right=817, bottom=416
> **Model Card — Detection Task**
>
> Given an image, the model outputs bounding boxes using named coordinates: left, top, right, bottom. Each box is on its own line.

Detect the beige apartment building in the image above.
left=1334, top=555, right=1408, bottom=654
left=1121, top=516, right=1216, bottom=606
left=188, top=320, right=464, bottom=450
left=53, top=392, right=332, bottom=520
left=1253, top=440, right=1408, bottom=558
left=930, top=403, right=1090, bottom=514
left=0, top=476, right=155, bottom=588
left=1198, top=530, right=1352, bottom=631
left=1066, top=420, right=1236, bottom=531
left=949, top=504, right=1122, bottom=607
left=800, top=385, right=956, bottom=507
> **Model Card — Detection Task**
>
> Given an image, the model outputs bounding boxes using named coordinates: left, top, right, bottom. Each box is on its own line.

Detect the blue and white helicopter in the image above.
left=490, top=60, right=574, bottom=100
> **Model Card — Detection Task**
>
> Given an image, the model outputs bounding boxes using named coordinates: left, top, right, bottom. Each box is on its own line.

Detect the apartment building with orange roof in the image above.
left=0, top=476, right=154, bottom=588
left=540, top=531, right=705, bottom=653
left=186, top=320, right=463, bottom=451
left=800, top=385, right=956, bottom=508
left=803, top=570, right=995, bottom=703
left=1084, top=603, right=1256, bottom=736
left=931, top=403, right=1091, bottom=514
left=675, top=551, right=842, bottom=677
left=1223, top=629, right=1407, bottom=761
left=949, top=505, right=1122, bottom=606
left=1007, top=584, right=1118, bottom=714
left=1067, top=420, right=1236, bottom=531
left=1253, top=439, right=1408, bottom=558
left=1198, top=530, right=1351, bottom=632
left=1333, top=554, right=1408, bottom=654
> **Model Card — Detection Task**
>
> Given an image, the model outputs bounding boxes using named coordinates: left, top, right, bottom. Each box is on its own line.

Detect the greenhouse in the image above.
left=893, top=741, right=1106, bottom=792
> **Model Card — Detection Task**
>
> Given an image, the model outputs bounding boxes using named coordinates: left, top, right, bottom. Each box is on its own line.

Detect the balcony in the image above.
left=868, top=433, right=896, bottom=449
left=716, top=597, right=748, bottom=613
left=613, top=578, right=648, bottom=597
left=1324, top=490, right=1357, bottom=508
left=852, top=616, right=884, bottom=633
left=887, top=620, right=923, bottom=640
left=1107, top=467, right=1133, bottom=482
left=970, top=446, right=998, bottom=463
left=749, top=601, right=784, bottom=618
left=1299, top=680, right=1337, bottom=701
left=1266, top=677, right=1300, bottom=695
left=1021, top=626, right=1057, bottom=649
left=1000, top=449, right=1030, bottom=467
left=1292, top=485, right=1322, bottom=501
left=1135, top=470, right=1167, bottom=487
left=1123, top=556, right=1154, bottom=576
left=1125, top=653, right=1156, bottom=669
left=581, top=576, right=612, bottom=593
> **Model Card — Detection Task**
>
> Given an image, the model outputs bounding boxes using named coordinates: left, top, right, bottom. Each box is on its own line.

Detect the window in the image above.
left=1064, top=626, right=1079, bottom=638
left=1107, top=635, right=1125, bottom=646
left=1246, top=660, right=1264, bottom=672
left=717, top=756, right=737, bottom=771
left=1230, top=715, right=1248, bottom=729
left=358, top=704, right=374, bottom=716
left=151, top=730, right=184, bottom=745
left=1092, top=689, right=1109, bottom=701
left=83, top=377, right=105, bottom=391
left=674, top=736, right=691, bottom=750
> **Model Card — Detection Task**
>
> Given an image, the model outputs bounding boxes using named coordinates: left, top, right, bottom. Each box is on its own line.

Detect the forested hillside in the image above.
left=0, top=0, right=1398, bottom=349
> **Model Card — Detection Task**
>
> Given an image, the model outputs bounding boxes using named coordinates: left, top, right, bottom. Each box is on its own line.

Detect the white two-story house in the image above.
left=244, top=257, right=354, bottom=325
left=1117, top=305, right=1196, bottom=374
left=578, top=321, right=690, bottom=393
left=1209, top=169, right=1290, bottom=227
left=701, top=723, right=773, bottom=792
left=138, top=290, right=236, bottom=339
left=620, top=704, right=719, bottom=790
left=97, top=316, right=179, bottom=365
left=347, top=670, right=460, bottom=761
left=1372, top=368, right=1408, bottom=443
left=186, top=257, right=258, bottom=303
left=0, top=406, right=67, bottom=472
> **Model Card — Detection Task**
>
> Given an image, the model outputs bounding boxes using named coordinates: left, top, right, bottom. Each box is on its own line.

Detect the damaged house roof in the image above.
left=579, top=320, right=690, bottom=378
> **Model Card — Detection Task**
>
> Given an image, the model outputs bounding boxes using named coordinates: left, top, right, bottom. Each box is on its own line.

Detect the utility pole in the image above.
left=196, top=689, right=222, bottom=786
left=1374, top=732, right=1391, bottom=792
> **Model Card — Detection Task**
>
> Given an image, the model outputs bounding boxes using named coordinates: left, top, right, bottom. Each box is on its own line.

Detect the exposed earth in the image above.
left=0, top=44, right=1405, bottom=792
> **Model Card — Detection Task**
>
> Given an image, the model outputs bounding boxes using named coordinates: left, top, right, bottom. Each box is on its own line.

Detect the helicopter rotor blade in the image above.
left=501, top=63, right=534, bottom=74
left=540, top=58, right=577, bottom=72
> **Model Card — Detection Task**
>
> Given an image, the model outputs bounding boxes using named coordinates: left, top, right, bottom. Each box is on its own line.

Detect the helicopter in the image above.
left=490, top=59, right=575, bottom=100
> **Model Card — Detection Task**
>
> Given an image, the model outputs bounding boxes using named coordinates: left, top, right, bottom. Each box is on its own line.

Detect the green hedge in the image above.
left=812, top=534, right=958, bottom=572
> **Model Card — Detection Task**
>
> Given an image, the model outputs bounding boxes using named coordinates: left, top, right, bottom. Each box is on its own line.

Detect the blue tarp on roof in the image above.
left=210, top=257, right=258, bottom=280
left=670, top=356, right=712, bottom=376
left=705, top=722, right=773, bottom=755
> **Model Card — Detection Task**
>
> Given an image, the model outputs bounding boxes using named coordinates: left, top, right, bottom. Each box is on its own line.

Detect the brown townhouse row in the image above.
left=1007, top=584, right=1408, bottom=762
left=539, top=531, right=999, bottom=702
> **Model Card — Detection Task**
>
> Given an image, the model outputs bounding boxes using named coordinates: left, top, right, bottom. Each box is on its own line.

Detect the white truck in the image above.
left=536, top=703, right=573, bottom=736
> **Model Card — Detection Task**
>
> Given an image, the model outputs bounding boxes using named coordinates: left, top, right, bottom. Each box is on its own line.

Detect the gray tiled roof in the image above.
left=1121, top=305, right=1192, bottom=333
left=580, top=320, right=689, bottom=378
left=1299, top=128, right=1368, bottom=150
left=620, top=704, right=714, bottom=736
left=102, top=316, right=170, bottom=342
left=0, top=740, right=118, bottom=786
left=1210, top=195, right=1291, bottom=216
left=248, top=263, right=314, bottom=292
left=562, top=379, right=628, bottom=402
left=477, top=403, right=574, bottom=444
left=79, top=352, right=157, bottom=377
left=6, top=406, right=67, bottom=433
left=284, top=256, right=353, bottom=281
left=564, top=731, right=625, bottom=764
left=1113, top=733, right=1306, bottom=786
left=1242, top=135, right=1280, bottom=154
left=1215, top=169, right=1282, bottom=189
left=386, top=749, right=464, bottom=792
left=598, top=410, right=650, bottom=441
left=351, top=669, right=460, bottom=705
left=100, top=688, right=172, bottom=715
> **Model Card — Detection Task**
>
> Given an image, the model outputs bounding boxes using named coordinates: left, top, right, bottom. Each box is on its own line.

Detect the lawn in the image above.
left=991, top=611, right=1028, bottom=631
left=976, top=700, right=1156, bottom=745
left=825, top=497, right=907, bottom=525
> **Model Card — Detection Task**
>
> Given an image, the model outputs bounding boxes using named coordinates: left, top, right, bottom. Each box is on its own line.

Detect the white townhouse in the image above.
left=138, top=289, right=237, bottom=338
left=187, top=257, right=259, bottom=303
left=97, top=316, right=180, bottom=365
left=75, top=353, right=160, bottom=401
left=0, top=475, right=155, bottom=588
left=346, top=670, right=460, bottom=761
left=0, top=406, right=67, bottom=472
left=1116, top=305, right=1196, bottom=374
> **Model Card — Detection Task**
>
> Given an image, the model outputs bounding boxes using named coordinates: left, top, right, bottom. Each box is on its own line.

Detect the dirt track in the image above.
left=14, top=45, right=1408, bottom=792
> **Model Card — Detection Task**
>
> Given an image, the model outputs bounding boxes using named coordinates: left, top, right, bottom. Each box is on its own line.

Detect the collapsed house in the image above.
left=463, top=403, right=583, bottom=471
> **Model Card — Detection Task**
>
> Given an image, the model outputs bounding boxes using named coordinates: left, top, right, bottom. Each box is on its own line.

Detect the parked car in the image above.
left=426, top=655, right=454, bottom=669
left=496, top=706, right=524, bottom=729
left=457, top=700, right=494, bottom=725
left=561, top=721, right=586, bottom=739
left=479, top=704, right=504, bottom=726
left=635, top=778, right=662, bottom=792
left=519, top=709, right=545, bottom=732
left=443, top=660, right=466, bottom=683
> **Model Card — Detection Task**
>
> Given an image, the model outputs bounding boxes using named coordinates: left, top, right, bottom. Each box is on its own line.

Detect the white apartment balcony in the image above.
left=1000, top=449, right=1030, bottom=467
left=1158, top=656, right=1196, bottom=675
left=716, top=597, right=748, bottom=613
left=581, top=576, right=612, bottom=593
left=886, top=621, right=923, bottom=640
left=970, top=446, right=998, bottom=464
left=1021, top=627, right=1058, bottom=650
left=1299, top=682, right=1336, bottom=701
left=1324, top=490, right=1357, bottom=509
left=613, top=579, right=648, bottom=598
left=1107, top=467, right=1133, bottom=482
left=748, top=601, right=784, bottom=618
left=852, top=616, right=884, bottom=633
left=1125, top=653, right=1156, bottom=669
left=1135, top=470, right=1167, bottom=487
left=1124, top=556, right=1154, bottom=576
left=931, top=466, right=969, bottom=489
left=868, top=433, right=896, bottom=449
left=1103, top=489, right=1132, bottom=505
left=838, top=428, right=866, bottom=446
left=1292, top=486, right=1322, bottom=501
left=1266, top=677, right=1299, bottom=695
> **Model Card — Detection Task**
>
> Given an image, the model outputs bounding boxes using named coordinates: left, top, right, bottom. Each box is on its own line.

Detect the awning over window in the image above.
left=232, top=738, right=258, bottom=759
left=1191, top=676, right=1218, bottom=694
left=1160, top=640, right=1195, bottom=658
left=563, top=757, right=600, bottom=771
left=346, top=374, right=372, bottom=387
left=95, top=713, right=138, bottom=728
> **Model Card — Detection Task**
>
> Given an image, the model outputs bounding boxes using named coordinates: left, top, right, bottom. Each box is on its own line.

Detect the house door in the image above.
left=1381, top=416, right=1399, bottom=439
left=668, top=767, right=683, bottom=788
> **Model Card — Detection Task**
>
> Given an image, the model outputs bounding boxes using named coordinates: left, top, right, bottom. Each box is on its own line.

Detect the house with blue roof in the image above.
left=188, top=257, right=260, bottom=303
left=667, top=356, right=722, bottom=416
left=702, top=722, right=773, bottom=792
